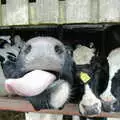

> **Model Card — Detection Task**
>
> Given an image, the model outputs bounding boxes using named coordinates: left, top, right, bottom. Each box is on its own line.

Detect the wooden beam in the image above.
left=0, top=97, right=120, bottom=118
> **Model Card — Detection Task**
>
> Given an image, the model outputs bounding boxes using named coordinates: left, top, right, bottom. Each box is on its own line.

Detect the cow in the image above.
left=73, top=44, right=109, bottom=115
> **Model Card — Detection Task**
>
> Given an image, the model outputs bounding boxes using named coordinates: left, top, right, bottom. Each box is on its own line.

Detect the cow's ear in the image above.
left=89, top=42, right=95, bottom=48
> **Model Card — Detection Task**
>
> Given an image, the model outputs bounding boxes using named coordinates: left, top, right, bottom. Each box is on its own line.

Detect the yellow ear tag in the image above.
left=80, top=72, right=91, bottom=83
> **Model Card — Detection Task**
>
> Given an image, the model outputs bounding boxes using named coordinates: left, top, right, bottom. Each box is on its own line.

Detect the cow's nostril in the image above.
left=81, top=103, right=101, bottom=115
left=102, top=100, right=116, bottom=112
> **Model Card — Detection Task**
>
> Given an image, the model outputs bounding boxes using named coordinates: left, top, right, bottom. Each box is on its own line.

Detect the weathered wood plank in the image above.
left=99, top=0, right=120, bottom=23
left=59, top=0, right=66, bottom=24
left=0, top=97, right=120, bottom=118
left=29, top=0, right=59, bottom=24
left=1, top=0, right=29, bottom=26
left=66, top=0, right=98, bottom=23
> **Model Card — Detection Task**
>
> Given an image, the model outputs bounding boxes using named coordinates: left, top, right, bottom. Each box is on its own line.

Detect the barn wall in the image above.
left=99, top=0, right=120, bottom=23
left=29, top=0, right=59, bottom=24
left=0, top=0, right=120, bottom=25
left=1, top=0, right=29, bottom=25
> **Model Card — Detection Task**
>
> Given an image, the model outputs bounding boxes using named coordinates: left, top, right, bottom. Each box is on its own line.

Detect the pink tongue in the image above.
left=5, top=70, right=56, bottom=96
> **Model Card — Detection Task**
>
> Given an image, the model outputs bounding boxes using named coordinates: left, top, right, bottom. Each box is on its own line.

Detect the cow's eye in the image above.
left=24, top=45, right=31, bottom=54
left=55, top=45, right=64, bottom=54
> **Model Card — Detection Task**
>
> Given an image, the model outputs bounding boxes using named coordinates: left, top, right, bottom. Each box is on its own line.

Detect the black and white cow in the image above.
left=2, top=36, right=74, bottom=111
left=73, top=44, right=109, bottom=115
left=100, top=47, right=120, bottom=112
left=0, top=35, right=24, bottom=96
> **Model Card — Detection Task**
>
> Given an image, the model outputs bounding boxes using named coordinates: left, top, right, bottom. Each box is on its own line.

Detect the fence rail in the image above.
left=0, top=97, right=120, bottom=118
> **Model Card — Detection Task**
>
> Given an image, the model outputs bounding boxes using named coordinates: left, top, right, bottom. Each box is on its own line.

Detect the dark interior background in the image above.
left=0, top=24, right=107, bottom=56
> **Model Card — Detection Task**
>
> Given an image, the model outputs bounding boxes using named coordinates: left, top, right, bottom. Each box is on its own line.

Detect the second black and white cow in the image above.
left=73, top=44, right=109, bottom=115
left=100, top=47, right=120, bottom=112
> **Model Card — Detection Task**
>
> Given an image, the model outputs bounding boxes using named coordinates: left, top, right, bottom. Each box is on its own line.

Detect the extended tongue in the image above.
left=5, top=70, right=56, bottom=96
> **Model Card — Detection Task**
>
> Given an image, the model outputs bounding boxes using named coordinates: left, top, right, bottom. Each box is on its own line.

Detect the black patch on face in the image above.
left=88, top=56, right=109, bottom=96
left=26, top=89, right=52, bottom=110
left=75, top=56, right=109, bottom=98
left=111, top=70, right=120, bottom=111
left=75, top=64, right=92, bottom=85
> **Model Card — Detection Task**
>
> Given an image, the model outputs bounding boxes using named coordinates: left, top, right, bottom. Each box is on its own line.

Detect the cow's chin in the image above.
left=79, top=85, right=102, bottom=115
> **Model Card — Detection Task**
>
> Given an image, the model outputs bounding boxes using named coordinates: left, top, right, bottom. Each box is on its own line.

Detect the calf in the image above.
left=0, top=36, right=74, bottom=120
left=100, top=47, right=120, bottom=112
left=2, top=36, right=74, bottom=111
left=0, top=35, right=23, bottom=96
left=73, top=44, right=109, bottom=115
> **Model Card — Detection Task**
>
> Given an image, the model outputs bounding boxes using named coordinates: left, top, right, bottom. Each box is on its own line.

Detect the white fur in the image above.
left=50, top=80, right=71, bottom=109
left=100, top=48, right=120, bottom=103
left=79, top=84, right=101, bottom=115
left=108, top=47, right=120, bottom=81
left=73, top=45, right=95, bottom=65
left=72, top=115, right=80, bottom=120
left=100, top=81, right=116, bottom=103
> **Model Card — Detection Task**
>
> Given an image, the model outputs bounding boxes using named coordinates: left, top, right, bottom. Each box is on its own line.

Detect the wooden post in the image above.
left=29, top=0, right=59, bottom=24
left=99, top=0, right=120, bottom=23
left=1, top=0, right=29, bottom=26
left=66, top=0, right=98, bottom=23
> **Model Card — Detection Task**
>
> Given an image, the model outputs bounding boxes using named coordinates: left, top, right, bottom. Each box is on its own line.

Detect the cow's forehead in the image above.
left=73, top=46, right=95, bottom=65
left=27, top=37, right=63, bottom=46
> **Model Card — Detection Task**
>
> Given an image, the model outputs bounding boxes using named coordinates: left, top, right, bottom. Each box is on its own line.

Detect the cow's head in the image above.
left=73, top=44, right=109, bottom=115
left=4, top=36, right=74, bottom=110
left=100, top=48, right=120, bottom=112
